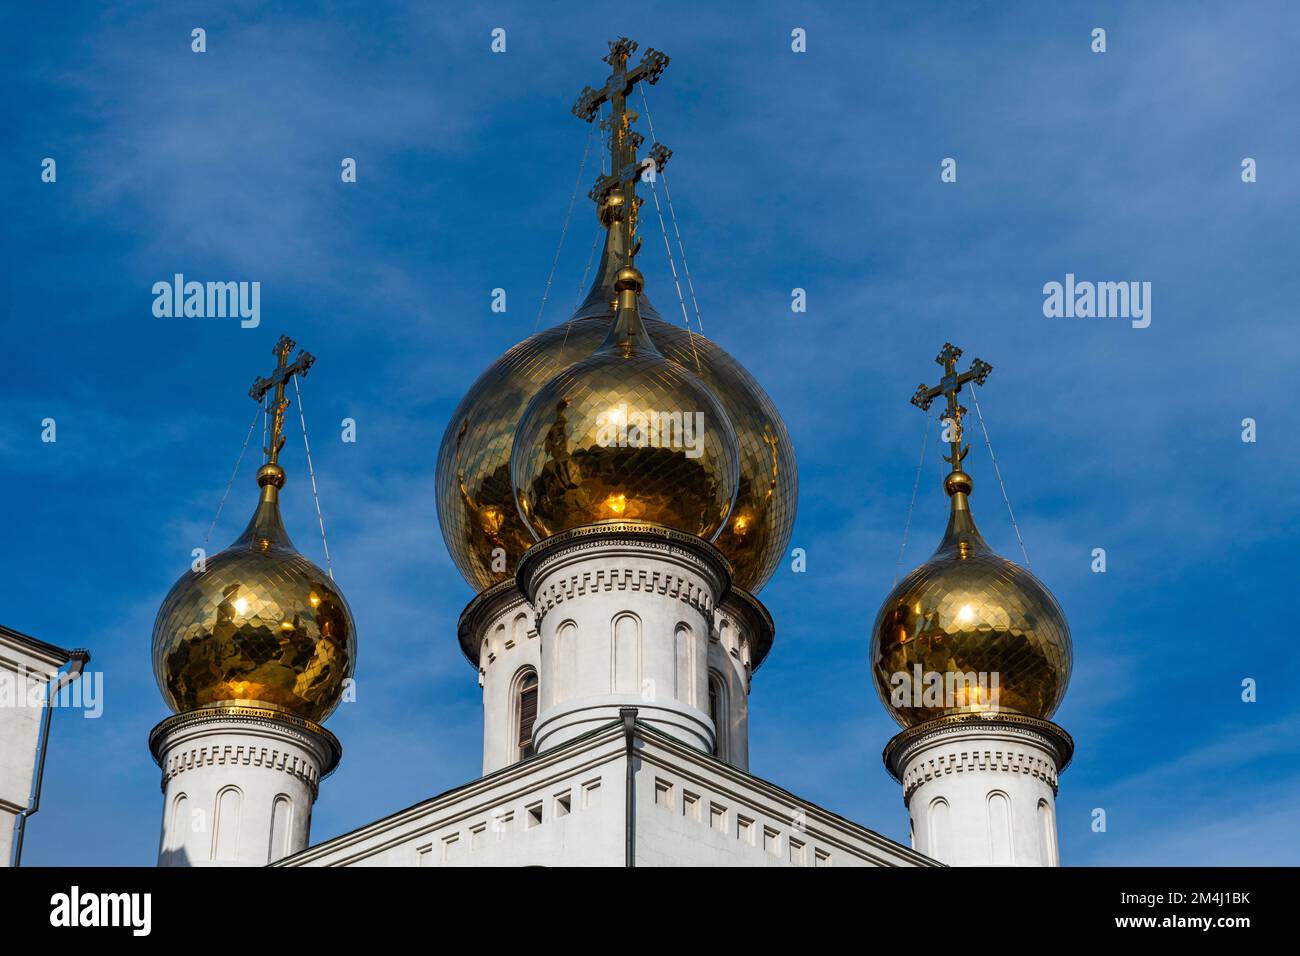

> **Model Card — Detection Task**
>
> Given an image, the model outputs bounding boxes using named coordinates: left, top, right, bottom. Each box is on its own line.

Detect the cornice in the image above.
left=457, top=578, right=529, bottom=667
left=531, top=563, right=719, bottom=626
left=516, top=521, right=732, bottom=599
left=718, top=586, right=775, bottom=672
left=883, top=712, right=1074, bottom=790
left=0, top=624, right=73, bottom=670
left=149, top=705, right=342, bottom=781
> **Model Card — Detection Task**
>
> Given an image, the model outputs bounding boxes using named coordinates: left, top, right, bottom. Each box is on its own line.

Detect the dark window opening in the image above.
left=708, top=674, right=722, bottom=758
left=518, top=672, right=539, bottom=759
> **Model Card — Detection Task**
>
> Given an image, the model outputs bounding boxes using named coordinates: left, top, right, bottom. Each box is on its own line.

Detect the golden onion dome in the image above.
left=511, top=267, right=740, bottom=541
left=870, top=472, right=1072, bottom=728
left=152, top=463, right=355, bottom=723
left=436, top=229, right=796, bottom=591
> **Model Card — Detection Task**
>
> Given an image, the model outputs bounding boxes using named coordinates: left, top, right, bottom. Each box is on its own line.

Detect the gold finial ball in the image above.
left=151, top=525, right=355, bottom=723
left=869, top=524, right=1072, bottom=728
left=435, top=316, right=798, bottom=594
left=614, top=267, right=644, bottom=294
left=257, top=462, right=286, bottom=488
left=510, top=346, right=741, bottom=542
left=944, top=470, right=973, bottom=497
left=599, top=193, right=625, bottom=225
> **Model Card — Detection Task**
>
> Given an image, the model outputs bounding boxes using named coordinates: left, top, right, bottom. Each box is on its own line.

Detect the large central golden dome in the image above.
left=511, top=267, right=739, bottom=541
left=152, top=463, right=355, bottom=723
left=436, top=230, right=796, bottom=592
left=870, top=472, right=1072, bottom=728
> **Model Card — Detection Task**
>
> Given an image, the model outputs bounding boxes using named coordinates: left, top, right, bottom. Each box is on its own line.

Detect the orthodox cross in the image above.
left=572, top=37, right=671, bottom=269
left=910, top=342, right=992, bottom=474
left=249, top=334, right=315, bottom=466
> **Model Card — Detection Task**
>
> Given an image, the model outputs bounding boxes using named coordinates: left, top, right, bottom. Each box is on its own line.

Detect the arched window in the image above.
left=213, top=786, right=243, bottom=862
left=165, top=793, right=189, bottom=865
left=927, top=797, right=951, bottom=861
left=515, top=669, right=539, bottom=760
left=674, top=623, right=694, bottom=704
left=268, top=795, right=293, bottom=864
left=986, top=791, right=1013, bottom=865
left=556, top=620, right=577, bottom=699
left=612, top=612, right=640, bottom=693
left=708, top=670, right=727, bottom=760
left=1038, top=799, right=1058, bottom=867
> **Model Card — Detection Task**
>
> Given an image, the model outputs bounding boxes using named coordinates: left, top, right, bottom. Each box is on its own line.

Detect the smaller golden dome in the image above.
left=511, top=267, right=740, bottom=542
left=870, top=475, right=1071, bottom=728
left=152, top=470, right=355, bottom=723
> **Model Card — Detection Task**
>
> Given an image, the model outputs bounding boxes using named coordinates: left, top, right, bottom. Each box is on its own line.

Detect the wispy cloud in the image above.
left=6, top=0, right=1298, bottom=865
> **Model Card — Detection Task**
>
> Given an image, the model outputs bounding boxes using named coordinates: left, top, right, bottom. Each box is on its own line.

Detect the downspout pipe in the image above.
left=12, top=649, right=90, bottom=867
left=620, top=706, right=637, bottom=868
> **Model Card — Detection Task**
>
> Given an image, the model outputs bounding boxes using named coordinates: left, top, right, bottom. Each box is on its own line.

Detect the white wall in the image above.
left=152, top=710, right=334, bottom=867
left=0, top=629, right=68, bottom=866
left=522, top=535, right=725, bottom=756
left=895, top=721, right=1065, bottom=867
left=283, top=722, right=935, bottom=869
left=475, top=593, right=541, bottom=775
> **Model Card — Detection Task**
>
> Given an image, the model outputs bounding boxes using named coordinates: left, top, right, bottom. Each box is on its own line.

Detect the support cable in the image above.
left=894, top=405, right=933, bottom=586
left=533, top=122, right=595, bottom=334
left=561, top=104, right=609, bottom=354
left=291, top=376, right=335, bottom=579
left=203, top=401, right=262, bottom=551
left=969, top=388, right=1031, bottom=568
left=645, top=174, right=701, bottom=370
left=638, top=86, right=707, bottom=337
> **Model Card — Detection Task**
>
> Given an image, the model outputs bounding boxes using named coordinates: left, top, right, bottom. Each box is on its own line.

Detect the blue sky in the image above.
left=3, top=0, right=1298, bottom=865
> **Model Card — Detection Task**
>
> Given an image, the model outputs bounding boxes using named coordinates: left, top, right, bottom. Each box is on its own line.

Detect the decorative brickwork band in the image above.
left=159, top=739, right=324, bottom=797
left=149, top=705, right=342, bottom=786
left=532, top=564, right=714, bottom=625
left=883, top=712, right=1073, bottom=801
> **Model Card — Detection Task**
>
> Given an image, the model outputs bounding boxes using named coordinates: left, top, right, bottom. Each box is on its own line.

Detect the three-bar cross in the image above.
left=572, top=37, right=671, bottom=269
left=910, top=342, right=992, bottom=474
left=249, top=335, right=315, bottom=466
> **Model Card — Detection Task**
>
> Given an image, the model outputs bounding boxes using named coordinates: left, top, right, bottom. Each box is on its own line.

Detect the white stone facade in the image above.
left=461, top=524, right=771, bottom=777
left=885, top=715, right=1072, bottom=867
left=461, top=582, right=540, bottom=775
left=149, top=706, right=340, bottom=867
left=279, top=720, right=934, bottom=868
left=516, top=525, right=728, bottom=757
left=0, top=626, right=72, bottom=866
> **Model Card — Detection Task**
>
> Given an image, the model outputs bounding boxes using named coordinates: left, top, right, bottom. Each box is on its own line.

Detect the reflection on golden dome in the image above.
left=511, top=267, right=740, bottom=542
left=152, top=466, right=355, bottom=723
left=870, top=483, right=1071, bottom=728
left=436, top=233, right=797, bottom=591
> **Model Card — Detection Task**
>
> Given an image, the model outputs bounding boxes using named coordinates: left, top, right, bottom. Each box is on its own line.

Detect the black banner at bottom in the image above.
left=0, top=865, right=1282, bottom=942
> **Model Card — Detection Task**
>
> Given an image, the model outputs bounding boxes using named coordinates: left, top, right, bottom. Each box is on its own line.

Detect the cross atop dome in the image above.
left=572, top=37, right=672, bottom=269
left=910, top=342, right=992, bottom=489
left=249, top=334, right=315, bottom=471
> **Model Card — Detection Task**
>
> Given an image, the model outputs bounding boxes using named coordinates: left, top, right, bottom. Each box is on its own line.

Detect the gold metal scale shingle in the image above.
left=152, top=483, right=355, bottom=723
left=870, top=495, right=1072, bottom=728
left=436, top=311, right=797, bottom=593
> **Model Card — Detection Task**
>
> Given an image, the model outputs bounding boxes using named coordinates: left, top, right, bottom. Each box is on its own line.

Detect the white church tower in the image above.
left=438, top=37, right=791, bottom=784
left=870, top=343, right=1073, bottom=866
left=149, top=336, right=354, bottom=866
